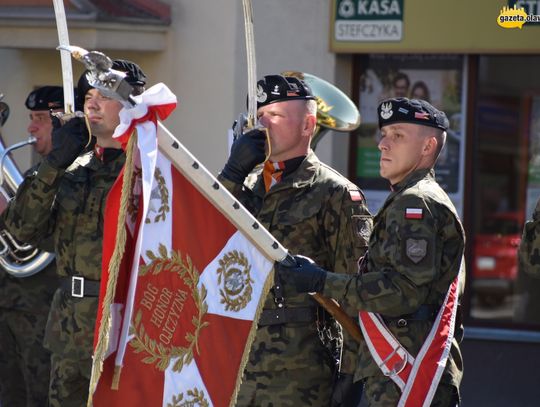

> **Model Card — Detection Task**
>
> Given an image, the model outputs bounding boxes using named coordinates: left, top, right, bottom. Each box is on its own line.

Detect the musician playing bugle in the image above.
left=0, top=86, right=63, bottom=407
left=219, top=74, right=373, bottom=406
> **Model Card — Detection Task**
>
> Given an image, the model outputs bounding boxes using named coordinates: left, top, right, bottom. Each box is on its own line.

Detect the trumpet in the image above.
left=281, top=71, right=361, bottom=150
left=0, top=135, right=55, bottom=278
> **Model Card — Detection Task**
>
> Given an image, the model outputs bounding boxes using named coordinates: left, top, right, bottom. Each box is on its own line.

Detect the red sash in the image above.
left=358, top=272, right=461, bottom=407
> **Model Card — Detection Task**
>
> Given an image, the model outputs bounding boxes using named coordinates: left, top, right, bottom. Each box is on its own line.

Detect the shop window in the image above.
left=471, top=56, right=540, bottom=328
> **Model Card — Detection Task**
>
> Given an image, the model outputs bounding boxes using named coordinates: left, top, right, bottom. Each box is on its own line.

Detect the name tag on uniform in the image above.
left=405, top=208, right=423, bottom=219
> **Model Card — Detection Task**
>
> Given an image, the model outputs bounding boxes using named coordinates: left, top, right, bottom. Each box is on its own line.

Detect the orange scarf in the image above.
left=262, top=160, right=286, bottom=192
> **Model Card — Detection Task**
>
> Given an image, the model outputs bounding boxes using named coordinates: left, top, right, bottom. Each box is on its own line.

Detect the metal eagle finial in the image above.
left=56, top=45, right=135, bottom=106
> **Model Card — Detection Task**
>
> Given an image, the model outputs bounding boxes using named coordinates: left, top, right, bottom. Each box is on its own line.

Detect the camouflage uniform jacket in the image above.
left=324, top=168, right=465, bottom=390
left=2, top=150, right=125, bottom=357
left=519, top=198, right=540, bottom=277
left=219, top=150, right=372, bottom=374
left=0, top=163, right=58, bottom=314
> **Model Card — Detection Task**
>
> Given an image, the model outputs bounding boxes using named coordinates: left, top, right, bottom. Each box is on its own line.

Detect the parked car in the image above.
left=472, top=211, right=524, bottom=306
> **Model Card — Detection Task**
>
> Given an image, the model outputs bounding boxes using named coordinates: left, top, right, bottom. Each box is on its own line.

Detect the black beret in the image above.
left=25, top=86, right=63, bottom=111
left=77, top=59, right=147, bottom=107
left=377, top=97, right=449, bottom=131
left=256, top=75, right=315, bottom=109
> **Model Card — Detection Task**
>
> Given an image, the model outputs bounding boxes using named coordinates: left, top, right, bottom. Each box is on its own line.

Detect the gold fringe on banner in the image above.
left=87, top=130, right=138, bottom=406
left=229, top=269, right=275, bottom=407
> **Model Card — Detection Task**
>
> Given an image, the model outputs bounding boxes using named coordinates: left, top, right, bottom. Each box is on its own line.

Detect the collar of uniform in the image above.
left=391, top=168, right=434, bottom=193
left=94, top=145, right=124, bottom=164
left=252, top=149, right=320, bottom=197
left=85, top=149, right=125, bottom=172
left=373, top=168, right=435, bottom=223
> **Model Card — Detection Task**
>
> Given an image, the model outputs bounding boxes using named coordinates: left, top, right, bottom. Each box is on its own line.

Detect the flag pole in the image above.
left=157, top=122, right=288, bottom=261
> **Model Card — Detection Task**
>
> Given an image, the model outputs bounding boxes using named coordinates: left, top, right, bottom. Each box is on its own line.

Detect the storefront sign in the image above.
left=330, top=0, right=540, bottom=54
left=334, top=0, right=404, bottom=42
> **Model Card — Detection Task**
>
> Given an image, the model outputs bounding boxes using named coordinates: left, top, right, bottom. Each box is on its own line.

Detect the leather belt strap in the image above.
left=258, top=306, right=317, bottom=326
left=383, top=305, right=439, bottom=327
left=60, top=276, right=100, bottom=298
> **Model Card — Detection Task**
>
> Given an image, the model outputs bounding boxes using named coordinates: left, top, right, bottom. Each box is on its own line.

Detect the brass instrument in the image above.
left=0, top=98, right=55, bottom=278
left=282, top=71, right=361, bottom=149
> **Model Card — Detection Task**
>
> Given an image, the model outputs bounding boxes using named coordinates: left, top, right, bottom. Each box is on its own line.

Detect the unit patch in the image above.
left=405, top=238, right=428, bottom=263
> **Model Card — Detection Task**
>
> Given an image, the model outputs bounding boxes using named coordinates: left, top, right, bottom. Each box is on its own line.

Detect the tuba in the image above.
left=0, top=98, right=55, bottom=278
left=281, top=71, right=361, bottom=150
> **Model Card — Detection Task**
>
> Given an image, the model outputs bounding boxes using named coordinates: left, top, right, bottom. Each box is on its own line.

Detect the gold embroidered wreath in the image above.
left=216, top=250, right=253, bottom=312
left=131, top=244, right=208, bottom=372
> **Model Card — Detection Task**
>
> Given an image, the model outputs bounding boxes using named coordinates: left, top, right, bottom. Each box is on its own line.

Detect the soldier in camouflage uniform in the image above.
left=219, top=75, right=372, bottom=406
left=0, top=87, right=62, bottom=407
left=1, top=61, right=146, bottom=407
left=279, top=98, right=465, bottom=406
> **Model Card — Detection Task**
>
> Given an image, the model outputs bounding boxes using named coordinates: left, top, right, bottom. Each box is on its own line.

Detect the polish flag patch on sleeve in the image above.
left=349, top=189, right=363, bottom=202
left=405, top=208, right=423, bottom=219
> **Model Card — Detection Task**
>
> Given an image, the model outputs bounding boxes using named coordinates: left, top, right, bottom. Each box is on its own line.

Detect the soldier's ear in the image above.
left=304, top=113, right=317, bottom=138
left=423, top=136, right=437, bottom=156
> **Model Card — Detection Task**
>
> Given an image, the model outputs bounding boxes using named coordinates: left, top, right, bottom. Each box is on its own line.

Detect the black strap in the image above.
left=60, top=276, right=101, bottom=297
left=273, top=268, right=285, bottom=308
left=383, top=305, right=439, bottom=327
left=258, top=306, right=317, bottom=326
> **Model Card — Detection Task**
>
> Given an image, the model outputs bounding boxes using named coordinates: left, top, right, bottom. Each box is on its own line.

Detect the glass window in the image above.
left=471, top=55, right=540, bottom=327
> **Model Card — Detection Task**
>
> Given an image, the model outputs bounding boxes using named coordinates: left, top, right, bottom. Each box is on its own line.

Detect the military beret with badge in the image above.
left=377, top=97, right=449, bottom=131
left=25, top=86, right=64, bottom=111
left=256, top=74, right=316, bottom=109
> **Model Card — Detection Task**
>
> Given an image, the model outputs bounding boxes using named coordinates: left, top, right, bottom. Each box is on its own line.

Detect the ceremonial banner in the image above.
left=89, top=84, right=274, bottom=406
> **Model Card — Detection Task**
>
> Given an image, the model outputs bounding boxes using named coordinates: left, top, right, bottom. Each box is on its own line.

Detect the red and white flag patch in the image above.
left=405, top=208, right=423, bottom=219
left=349, top=190, right=363, bottom=202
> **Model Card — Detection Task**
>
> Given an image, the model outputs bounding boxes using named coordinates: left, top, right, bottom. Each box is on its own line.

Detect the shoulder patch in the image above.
left=405, top=207, right=423, bottom=219
left=405, top=238, right=428, bottom=263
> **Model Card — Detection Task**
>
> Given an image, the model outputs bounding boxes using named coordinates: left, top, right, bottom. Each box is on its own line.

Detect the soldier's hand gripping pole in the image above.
left=280, top=254, right=364, bottom=344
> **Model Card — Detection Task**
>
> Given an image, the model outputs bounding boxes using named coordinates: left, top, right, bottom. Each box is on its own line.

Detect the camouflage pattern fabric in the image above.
left=358, top=377, right=459, bottom=406
left=0, top=318, right=26, bottom=406
left=239, top=367, right=333, bottom=407
left=0, top=163, right=58, bottom=407
left=324, top=168, right=465, bottom=402
left=0, top=261, right=56, bottom=407
left=2, top=150, right=126, bottom=407
left=220, top=150, right=372, bottom=406
left=518, top=198, right=540, bottom=277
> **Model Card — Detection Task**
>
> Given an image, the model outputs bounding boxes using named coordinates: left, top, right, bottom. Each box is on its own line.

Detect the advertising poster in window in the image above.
left=355, top=55, right=466, bottom=215
left=525, top=96, right=540, bottom=219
